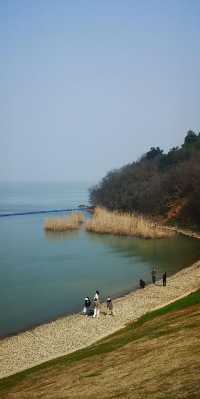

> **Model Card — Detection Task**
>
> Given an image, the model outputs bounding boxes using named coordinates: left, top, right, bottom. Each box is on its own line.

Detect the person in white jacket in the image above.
left=93, top=290, right=100, bottom=318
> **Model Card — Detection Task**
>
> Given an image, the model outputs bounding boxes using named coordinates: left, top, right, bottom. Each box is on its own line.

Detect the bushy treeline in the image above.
left=90, top=131, right=200, bottom=226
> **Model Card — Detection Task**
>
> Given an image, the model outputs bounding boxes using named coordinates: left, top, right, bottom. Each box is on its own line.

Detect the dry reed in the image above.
left=85, top=207, right=174, bottom=239
left=44, top=213, right=85, bottom=232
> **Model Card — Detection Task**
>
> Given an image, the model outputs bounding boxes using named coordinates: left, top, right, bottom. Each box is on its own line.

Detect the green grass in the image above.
left=134, top=288, right=200, bottom=325
left=0, top=289, right=199, bottom=393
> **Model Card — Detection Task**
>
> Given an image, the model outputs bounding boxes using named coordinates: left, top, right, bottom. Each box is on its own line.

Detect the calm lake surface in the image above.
left=0, top=182, right=200, bottom=337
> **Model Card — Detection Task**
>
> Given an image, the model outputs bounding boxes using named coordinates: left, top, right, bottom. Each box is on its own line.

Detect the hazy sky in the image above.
left=1, top=0, right=200, bottom=183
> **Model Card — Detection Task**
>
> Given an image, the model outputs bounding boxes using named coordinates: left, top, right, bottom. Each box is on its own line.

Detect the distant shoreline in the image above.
left=161, top=225, right=200, bottom=240
left=1, top=259, right=200, bottom=380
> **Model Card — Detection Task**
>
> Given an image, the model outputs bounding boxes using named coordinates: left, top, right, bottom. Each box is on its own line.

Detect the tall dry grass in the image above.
left=85, top=207, right=174, bottom=239
left=44, top=213, right=85, bottom=232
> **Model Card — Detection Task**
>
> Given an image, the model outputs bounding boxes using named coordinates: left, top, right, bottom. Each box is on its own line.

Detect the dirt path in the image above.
left=0, top=260, right=200, bottom=380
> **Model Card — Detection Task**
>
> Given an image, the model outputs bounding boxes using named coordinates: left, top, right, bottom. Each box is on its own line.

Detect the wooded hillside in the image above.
left=90, top=131, right=200, bottom=227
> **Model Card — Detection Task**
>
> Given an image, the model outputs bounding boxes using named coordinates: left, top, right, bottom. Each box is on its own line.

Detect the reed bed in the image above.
left=44, top=213, right=85, bottom=232
left=85, top=208, right=174, bottom=239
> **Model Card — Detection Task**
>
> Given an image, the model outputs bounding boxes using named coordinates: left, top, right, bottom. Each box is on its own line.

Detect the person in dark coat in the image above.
left=163, top=272, right=167, bottom=286
left=152, top=268, right=156, bottom=284
left=139, top=279, right=146, bottom=289
left=83, top=296, right=91, bottom=315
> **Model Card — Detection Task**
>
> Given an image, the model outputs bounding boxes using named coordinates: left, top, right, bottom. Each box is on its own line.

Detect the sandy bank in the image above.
left=0, top=260, right=200, bottom=379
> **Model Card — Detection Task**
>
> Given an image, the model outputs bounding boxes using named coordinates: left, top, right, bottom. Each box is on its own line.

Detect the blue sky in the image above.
left=1, top=0, right=200, bottom=183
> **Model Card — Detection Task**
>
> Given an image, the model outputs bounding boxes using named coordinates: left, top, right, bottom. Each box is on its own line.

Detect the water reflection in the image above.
left=86, top=232, right=200, bottom=275
left=44, top=229, right=80, bottom=241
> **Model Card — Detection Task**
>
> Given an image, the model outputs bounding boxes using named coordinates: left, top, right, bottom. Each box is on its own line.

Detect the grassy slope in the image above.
left=1, top=290, right=200, bottom=398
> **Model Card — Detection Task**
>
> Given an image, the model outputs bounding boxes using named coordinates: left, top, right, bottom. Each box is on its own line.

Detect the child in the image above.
left=106, top=296, right=113, bottom=316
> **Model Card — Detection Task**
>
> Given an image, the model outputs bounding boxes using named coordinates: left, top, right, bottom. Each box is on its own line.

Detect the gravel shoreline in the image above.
left=0, top=260, right=200, bottom=380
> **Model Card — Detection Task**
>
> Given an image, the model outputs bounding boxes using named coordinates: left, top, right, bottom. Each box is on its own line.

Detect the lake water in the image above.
left=0, top=182, right=200, bottom=337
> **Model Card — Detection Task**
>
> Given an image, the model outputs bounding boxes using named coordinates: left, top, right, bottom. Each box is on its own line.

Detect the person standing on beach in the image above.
left=93, top=297, right=100, bottom=318
left=152, top=268, right=156, bottom=284
left=106, top=296, right=113, bottom=316
left=94, top=290, right=100, bottom=301
left=83, top=296, right=91, bottom=316
left=163, top=272, right=167, bottom=286
left=93, top=290, right=100, bottom=318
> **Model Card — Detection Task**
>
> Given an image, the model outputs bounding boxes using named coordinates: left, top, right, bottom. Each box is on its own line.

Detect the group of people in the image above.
left=84, top=269, right=167, bottom=317
left=140, top=269, right=167, bottom=289
left=152, top=269, right=167, bottom=286
left=82, top=290, right=113, bottom=318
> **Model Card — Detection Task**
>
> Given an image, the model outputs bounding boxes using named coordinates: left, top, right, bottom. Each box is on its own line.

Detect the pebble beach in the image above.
left=0, top=260, right=200, bottom=380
